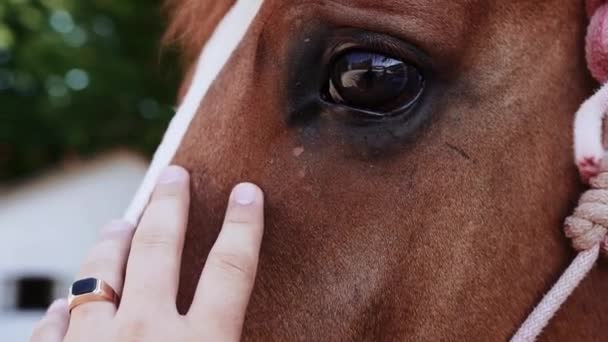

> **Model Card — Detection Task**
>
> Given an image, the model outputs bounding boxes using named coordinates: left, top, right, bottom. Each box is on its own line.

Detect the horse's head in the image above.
left=160, top=0, right=604, bottom=339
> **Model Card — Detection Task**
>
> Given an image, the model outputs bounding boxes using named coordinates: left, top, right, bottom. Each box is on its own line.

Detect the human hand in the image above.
left=31, top=165, right=264, bottom=342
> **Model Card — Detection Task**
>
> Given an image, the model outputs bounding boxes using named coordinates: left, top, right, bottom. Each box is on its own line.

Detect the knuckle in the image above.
left=94, top=237, right=122, bottom=255
left=82, top=236, right=126, bottom=269
left=81, top=248, right=119, bottom=273
left=151, top=189, right=183, bottom=205
left=144, top=198, right=181, bottom=222
left=116, top=317, right=153, bottom=342
left=209, top=251, right=256, bottom=282
left=132, top=230, right=176, bottom=250
left=223, top=209, right=262, bottom=233
left=224, top=217, right=254, bottom=228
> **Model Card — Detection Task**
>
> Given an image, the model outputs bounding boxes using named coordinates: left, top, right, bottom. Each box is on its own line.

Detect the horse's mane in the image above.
left=163, top=0, right=236, bottom=66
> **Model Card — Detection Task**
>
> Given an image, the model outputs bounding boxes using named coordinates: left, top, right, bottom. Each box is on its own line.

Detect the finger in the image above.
left=121, top=165, right=190, bottom=311
left=188, top=183, right=264, bottom=340
left=70, top=220, right=134, bottom=324
left=30, top=299, right=69, bottom=342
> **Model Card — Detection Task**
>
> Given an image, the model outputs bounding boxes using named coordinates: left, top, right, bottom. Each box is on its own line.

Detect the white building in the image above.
left=0, top=151, right=147, bottom=341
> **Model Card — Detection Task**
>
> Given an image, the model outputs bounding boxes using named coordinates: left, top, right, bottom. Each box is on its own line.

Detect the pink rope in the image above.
left=511, top=247, right=599, bottom=341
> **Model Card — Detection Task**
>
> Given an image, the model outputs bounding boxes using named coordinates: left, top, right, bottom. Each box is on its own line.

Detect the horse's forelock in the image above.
left=163, top=0, right=236, bottom=66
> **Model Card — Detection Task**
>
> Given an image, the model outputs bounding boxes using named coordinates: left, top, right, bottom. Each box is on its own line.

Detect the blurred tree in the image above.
left=0, top=0, right=179, bottom=181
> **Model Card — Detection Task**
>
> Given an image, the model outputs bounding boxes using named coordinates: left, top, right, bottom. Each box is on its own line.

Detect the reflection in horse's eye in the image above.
left=325, top=50, right=424, bottom=115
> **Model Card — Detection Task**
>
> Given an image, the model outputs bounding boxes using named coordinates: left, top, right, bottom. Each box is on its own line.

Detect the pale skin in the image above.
left=30, top=165, right=264, bottom=342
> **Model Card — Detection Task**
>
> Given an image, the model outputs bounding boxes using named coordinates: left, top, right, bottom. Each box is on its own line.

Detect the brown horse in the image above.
left=154, top=0, right=608, bottom=340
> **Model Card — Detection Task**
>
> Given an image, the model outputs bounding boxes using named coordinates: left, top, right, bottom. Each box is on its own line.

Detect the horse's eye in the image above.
left=325, top=50, right=424, bottom=115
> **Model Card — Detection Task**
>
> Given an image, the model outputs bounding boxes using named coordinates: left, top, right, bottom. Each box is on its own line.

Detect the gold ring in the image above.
left=68, top=277, right=119, bottom=312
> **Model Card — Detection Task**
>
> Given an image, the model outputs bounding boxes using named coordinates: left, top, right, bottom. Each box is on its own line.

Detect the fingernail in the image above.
left=233, top=183, right=258, bottom=205
left=158, top=166, right=186, bottom=184
left=47, top=299, right=67, bottom=313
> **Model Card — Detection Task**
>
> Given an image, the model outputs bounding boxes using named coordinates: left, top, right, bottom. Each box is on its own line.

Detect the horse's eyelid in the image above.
left=327, top=31, right=430, bottom=71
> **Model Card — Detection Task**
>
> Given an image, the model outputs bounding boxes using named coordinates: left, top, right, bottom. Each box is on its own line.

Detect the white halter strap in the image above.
left=123, top=0, right=263, bottom=225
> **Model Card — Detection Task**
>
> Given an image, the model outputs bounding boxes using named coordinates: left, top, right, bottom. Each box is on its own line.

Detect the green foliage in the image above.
left=0, top=0, right=179, bottom=181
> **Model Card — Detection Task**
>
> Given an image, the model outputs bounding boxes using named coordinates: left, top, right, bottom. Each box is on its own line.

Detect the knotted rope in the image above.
left=512, top=170, right=608, bottom=341
left=565, top=171, right=608, bottom=254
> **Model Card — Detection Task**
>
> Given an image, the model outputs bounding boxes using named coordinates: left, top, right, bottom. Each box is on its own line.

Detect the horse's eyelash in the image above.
left=324, top=29, right=430, bottom=71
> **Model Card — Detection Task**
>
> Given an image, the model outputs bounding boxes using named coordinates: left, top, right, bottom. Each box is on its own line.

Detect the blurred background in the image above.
left=0, top=0, right=179, bottom=339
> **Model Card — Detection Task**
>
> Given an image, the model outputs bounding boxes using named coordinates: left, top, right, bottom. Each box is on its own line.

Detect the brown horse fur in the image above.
left=164, top=0, right=608, bottom=340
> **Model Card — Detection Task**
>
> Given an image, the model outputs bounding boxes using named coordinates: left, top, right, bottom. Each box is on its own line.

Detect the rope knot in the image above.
left=565, top=171, right=608, bottom=255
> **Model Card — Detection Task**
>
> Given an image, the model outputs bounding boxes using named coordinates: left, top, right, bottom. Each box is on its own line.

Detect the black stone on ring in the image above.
left=71, top=277, right=99, bottom=296
left=68, top=277, right=119, bottom=312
